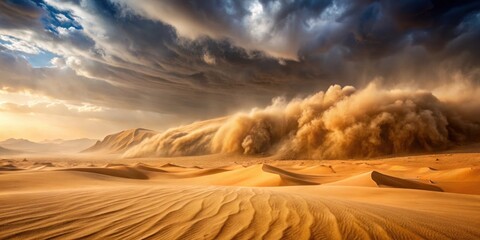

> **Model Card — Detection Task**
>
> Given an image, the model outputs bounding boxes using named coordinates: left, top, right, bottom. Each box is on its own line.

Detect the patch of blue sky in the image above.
left=0, top=36, right=58, bottom=68
left=32, top=0, right=83, bottom=35
left=0, top=0, right=78, bottom=67
left=23, top=50, right=59, bottom=68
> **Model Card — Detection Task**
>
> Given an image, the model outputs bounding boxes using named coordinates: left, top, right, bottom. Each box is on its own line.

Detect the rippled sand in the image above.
left=0, top=153, right=479, bottom=239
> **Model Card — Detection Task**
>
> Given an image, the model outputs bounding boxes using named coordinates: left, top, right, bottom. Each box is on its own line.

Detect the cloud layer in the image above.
left=0, top=0, right=479, bottom=140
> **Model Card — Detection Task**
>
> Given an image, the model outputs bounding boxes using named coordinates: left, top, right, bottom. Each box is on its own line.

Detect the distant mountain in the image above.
left=0, top=138, right=97, bottom=153
left=40, top=139, right=65, bottom=144
left=0, top=138, right=42, bottom=152
left=0, top=145, right=22, bottom=155
left=82, top=128, right=157, bottom=154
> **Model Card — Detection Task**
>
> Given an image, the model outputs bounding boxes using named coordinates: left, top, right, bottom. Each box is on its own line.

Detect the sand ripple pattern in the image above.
left=1, top=186, right=479, bottom=240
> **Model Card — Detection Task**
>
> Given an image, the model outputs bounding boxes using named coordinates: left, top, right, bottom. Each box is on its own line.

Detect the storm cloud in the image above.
left=0, top=0, right=479, bottom=139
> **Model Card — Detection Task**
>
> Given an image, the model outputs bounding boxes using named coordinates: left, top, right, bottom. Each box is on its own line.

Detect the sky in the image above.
left=0, top=0, right=479, bottom=141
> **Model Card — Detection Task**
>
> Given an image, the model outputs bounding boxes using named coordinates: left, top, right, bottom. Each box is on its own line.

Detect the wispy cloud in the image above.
left=0, top=35, right=43, bottom=54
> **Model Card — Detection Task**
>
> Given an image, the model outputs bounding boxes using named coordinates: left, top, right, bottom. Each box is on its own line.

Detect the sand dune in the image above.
left=327, top=170, right=443, bottom=191
left=62, top=166, right=150, bottom=180
left=0, top=163, right=20, bottom=171
left=0, top=145, right=21, bottom=155
left=122, top=118, right=226, bottom=158
left=0, top=154, right=479, bottom=239
left=82, top=128, right=157, bottom=154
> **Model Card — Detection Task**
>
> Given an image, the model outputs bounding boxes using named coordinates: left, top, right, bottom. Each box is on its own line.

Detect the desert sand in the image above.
left=0, top=151, right=479, bottom=239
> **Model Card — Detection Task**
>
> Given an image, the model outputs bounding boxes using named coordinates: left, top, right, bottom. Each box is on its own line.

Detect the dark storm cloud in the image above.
left=0, top=0, right=42, bottom=29
left=333, top=0, right=480, bottom=60
left=0, top=0, right=480, bottom=123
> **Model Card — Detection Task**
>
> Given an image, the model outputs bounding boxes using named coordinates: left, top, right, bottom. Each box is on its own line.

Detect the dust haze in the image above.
left=124, top=80, right=480, bottom=159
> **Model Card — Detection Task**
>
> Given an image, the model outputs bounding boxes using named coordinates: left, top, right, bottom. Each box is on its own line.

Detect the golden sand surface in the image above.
left=0, top=152, right=479, bottom=239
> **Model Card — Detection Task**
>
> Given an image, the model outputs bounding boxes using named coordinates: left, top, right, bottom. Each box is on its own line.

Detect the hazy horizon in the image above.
left=1, top=0, right=480, bottom=142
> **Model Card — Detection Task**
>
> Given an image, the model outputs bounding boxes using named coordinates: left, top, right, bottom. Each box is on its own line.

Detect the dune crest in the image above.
left=124, top=83, right=480, bottom=159
left=83, top=128, right=157, bottom=154
left=327, top=170, right=443, bottom=191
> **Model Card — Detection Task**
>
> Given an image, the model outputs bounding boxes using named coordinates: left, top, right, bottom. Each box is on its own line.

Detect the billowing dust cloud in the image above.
left=124, top=83, right=480, bottom=159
